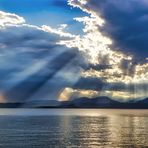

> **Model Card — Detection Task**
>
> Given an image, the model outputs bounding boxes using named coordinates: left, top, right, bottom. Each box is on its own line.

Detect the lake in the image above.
left=0, top=109, right=147, bottom=148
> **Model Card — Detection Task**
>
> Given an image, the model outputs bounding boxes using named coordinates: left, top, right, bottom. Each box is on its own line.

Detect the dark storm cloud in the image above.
left=5, top=50, right=78, bottom=102
left=73, top=76, right=148, bottom=94
left=0, top=16, right=83, bottom=102
left=0, top=24, right=68, bottom=84
left=86, top=0, right=148, bottom=59
left=0, top=25, right=66, bottom=50
left=119, top=59, right=135, bottom=76
left=1, top=0, right=147, bottom=103
left=73, top=77, right=104, bottom=91
left=86, top=64, right=111, bottom=71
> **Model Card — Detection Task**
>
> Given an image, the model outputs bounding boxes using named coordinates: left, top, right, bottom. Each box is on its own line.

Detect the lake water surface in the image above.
left=0, top=109, right=147, bottom=148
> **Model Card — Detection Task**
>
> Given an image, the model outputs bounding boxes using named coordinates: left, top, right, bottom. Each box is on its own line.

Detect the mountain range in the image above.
left=20, top=96, right=148, bottom=109
left=0, top=96, right=147, bottom=108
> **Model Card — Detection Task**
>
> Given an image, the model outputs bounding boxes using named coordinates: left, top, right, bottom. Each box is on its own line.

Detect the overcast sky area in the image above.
left=0, top=0, right=147, bottom=103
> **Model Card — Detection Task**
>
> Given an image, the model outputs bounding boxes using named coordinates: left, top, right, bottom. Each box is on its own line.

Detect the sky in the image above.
left=0, top=0, right=147, bottom=103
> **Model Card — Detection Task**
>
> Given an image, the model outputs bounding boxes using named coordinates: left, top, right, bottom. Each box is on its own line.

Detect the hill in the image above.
left=0, top=97, right=147, bottom=108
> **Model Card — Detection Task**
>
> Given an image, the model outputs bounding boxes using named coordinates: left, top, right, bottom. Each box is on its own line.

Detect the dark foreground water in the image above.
left=0, top=109, right=147, bottom=148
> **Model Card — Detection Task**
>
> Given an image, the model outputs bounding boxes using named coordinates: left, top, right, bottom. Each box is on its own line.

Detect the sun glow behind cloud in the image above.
left=59, top=0, right=148, bottom=101
left=58, top=87, right=146, bottom=102
left=0, top=0, right=147, bottom=102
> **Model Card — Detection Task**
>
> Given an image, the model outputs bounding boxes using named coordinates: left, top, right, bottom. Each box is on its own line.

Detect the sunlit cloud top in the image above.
left=0, top=0, right=147, bottom=103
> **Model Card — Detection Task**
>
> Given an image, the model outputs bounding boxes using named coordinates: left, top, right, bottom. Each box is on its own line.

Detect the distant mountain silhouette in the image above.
left=0, top=97, right=147, bottom=108
left=0, top=103, right=22, bottom=108
left=60, top=97, right=148, bottom=109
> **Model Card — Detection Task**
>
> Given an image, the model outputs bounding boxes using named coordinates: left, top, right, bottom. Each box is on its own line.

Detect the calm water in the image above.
left=0, top=109, right=147, bottom=148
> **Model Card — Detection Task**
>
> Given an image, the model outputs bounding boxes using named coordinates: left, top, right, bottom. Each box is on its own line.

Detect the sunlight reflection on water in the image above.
left=0, top=109, right=147, bottom=148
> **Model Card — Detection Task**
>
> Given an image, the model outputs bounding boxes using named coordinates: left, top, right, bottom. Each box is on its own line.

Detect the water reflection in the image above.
left=0, top=110, right=147, bottom=147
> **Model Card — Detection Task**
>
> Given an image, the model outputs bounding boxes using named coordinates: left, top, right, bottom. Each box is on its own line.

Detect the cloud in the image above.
left=58, top=76, right=148, bottom=101
left=0, top=11, right=83, bottom=102
left=71, top=0, right=148, bottom=60
left=0, top=0, right=148, bottom=102
left=60, top=0, right=148, bottom=100
left=0, top=11, right=25, bottom=27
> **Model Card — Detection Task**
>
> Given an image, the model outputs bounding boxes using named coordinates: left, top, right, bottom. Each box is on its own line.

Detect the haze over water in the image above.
left=0, top=109, right=147, bottom=148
